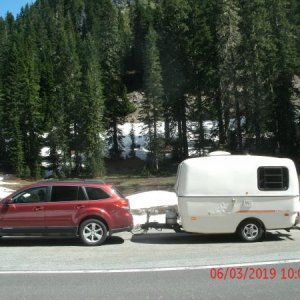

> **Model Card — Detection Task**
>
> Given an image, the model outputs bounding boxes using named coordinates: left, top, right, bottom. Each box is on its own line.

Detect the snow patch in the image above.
left=39, top=119, right=219, bottom=176
left=127, top=190, right=178, bottom=226
left=0, top=187, right=15, bottom=200
left=128, top=190, right=177, bottom=209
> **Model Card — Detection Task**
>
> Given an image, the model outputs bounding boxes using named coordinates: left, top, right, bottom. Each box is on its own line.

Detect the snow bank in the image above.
left=127, top=190, right=178, bottom=226
left=128, top=190, right=177, bottom=209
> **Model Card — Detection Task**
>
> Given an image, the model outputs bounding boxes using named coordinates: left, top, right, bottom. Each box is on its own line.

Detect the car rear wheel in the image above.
left=79, top=219, right=108, bottom=246
left=238, top=220, right=265, bottom=242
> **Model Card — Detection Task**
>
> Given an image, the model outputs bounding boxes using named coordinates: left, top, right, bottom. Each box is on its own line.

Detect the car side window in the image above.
left=78, top=187, right=87, bottom=200
left=51, top=186, right=79, bottom=202
left=85, top=187, right=109, bottom=200
left=12, top=187, right=48, bottom=204
left=50, top=186, right=87, bottom=202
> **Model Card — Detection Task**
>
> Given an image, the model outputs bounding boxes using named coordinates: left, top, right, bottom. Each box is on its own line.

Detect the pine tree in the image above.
left=79, top=36, right=105, bottom=177
left=40, top=10, right=72, bottom=177
left=0, top=18, right=6, bottom=170
left=92, top=0, right=135, bottom=160
left=1, top=30, right=25, bottom=176
left=16, top=13, right=44, bottom=178
left=159, top=0, right=191, bottom=160
left=129, top=0, right=153, bottom=90
left=216, top=0, right=242, bottom=151
left=185, top=0, right=215, bottom=155
left=62, top=14, right=83, bottom=176
left=239, top=0, right=276, bottom=153
left=267, top=0, right=298, bottom=155
left=143, top=25, right=164, bottom=170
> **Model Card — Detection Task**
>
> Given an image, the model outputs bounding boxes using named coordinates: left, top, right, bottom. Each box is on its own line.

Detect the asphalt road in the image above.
left=0, top=263, right=300, bottom=300
left=0, top=229, right=300, bottom=271
left=0, top=229, right=300, bottom=299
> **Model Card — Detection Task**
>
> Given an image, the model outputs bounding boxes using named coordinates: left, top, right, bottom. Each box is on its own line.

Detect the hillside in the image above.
left=0, top=0, right=299, bottom=179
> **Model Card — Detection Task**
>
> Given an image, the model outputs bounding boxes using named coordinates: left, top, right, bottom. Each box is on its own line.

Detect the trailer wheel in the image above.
left=237, top=220, right=265, bottom=242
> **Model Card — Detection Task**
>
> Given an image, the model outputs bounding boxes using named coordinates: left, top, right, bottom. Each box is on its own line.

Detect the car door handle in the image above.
left=34, top=207, right=43, bottom=211
left=75, top=205, right=85, bottom=209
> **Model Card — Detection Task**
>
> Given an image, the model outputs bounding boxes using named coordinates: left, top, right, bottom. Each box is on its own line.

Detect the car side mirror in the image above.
left=3, top=198, right=12, bottom=208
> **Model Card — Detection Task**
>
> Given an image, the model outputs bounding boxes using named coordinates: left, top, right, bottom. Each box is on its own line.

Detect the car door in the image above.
left=43, top=185, right=87, bottom=235
left=0, top=186, right=48, bottom=235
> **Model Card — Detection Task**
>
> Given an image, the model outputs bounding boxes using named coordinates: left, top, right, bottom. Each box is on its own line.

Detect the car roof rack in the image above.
left=38, top=179, right=106, bottom=184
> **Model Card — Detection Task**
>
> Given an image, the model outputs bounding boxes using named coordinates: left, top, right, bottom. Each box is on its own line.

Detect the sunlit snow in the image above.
left=127, top=190, right=178, bottom=226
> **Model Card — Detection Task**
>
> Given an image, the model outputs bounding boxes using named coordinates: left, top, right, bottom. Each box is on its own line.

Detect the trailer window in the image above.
left=257, top=167, right=289, bottom=191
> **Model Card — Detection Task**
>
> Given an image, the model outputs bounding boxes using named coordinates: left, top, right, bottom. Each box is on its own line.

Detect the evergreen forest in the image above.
left=0, top=0, right=300, bottom=178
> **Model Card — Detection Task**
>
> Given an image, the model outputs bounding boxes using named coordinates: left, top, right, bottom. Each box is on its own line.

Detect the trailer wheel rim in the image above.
left=242, top=223, right=259, bottom=240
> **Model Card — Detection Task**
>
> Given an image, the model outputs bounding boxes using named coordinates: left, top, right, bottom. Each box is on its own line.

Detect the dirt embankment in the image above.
left=105, top=176, right=176, bottom=196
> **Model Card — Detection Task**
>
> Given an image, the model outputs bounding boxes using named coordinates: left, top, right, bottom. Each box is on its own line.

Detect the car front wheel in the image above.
left=79, top=219, right=108, bottom=246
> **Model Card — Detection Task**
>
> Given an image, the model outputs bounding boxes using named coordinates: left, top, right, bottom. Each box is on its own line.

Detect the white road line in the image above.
left=0, top=259, right=300, bottom=274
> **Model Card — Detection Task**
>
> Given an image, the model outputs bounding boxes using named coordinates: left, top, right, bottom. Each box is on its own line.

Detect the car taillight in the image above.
left=114, top=199, right=130, bottom=210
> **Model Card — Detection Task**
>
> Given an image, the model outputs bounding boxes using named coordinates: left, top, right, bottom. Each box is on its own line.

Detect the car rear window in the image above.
left=111, top=186, right=125, bottom=198
left=51, top=186, right=80, bottom=202
left=85, top=187, right=109, bottom=200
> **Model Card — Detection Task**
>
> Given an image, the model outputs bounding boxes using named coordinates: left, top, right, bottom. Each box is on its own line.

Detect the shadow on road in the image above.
left=0, top=235, right=125, bottom=247
left=131, top=231, right=294, bottom=245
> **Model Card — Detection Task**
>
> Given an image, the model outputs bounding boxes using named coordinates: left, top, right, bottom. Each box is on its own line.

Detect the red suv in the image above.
left=0, top=180, right=133, bottom=246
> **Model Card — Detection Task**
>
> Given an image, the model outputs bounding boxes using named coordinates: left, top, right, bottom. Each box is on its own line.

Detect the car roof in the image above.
left=2, top=179, right=111, bottom=200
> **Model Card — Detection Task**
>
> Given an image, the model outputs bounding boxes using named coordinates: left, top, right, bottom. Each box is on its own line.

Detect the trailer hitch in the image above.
left=284, top=226, right=300, bottom=232
left=131, top=206, right=183, bottom=234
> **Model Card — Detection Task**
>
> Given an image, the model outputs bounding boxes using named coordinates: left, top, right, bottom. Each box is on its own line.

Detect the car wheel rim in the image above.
left=242, top=224, right=259, bottom=240
left=83, top=223, right=103, bottom=243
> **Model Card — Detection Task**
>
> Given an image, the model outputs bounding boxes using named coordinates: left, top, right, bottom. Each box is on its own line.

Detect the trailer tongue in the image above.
left=127, top=190, right=179, bottom=234
left=139, top=206, right=183, bottom=233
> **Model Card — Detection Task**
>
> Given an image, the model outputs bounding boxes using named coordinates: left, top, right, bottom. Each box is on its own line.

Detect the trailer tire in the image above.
left=237, top=219, right=265, bottom=242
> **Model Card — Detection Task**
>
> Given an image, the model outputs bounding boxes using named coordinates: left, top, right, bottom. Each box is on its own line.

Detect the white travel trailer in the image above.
left=174, top=152, right=300, bottom=242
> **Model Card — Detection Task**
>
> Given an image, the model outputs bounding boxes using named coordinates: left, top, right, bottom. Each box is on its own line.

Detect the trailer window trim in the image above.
left=257, top=166, right=289, bottom=191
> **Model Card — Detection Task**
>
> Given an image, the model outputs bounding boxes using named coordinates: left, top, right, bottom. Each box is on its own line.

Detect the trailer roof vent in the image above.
left=208, top=151, right=231, bottom=156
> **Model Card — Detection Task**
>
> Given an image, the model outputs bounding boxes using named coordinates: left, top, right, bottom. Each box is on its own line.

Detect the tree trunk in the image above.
left=181, top=98, right=189, bottom=159
left=153, top=118, right=159, bottom=171
left=112, top=118, right=119, bottom=159
left=197, top=92, right=205, bottom=155
left=216, top=88, right=225, bottom=145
